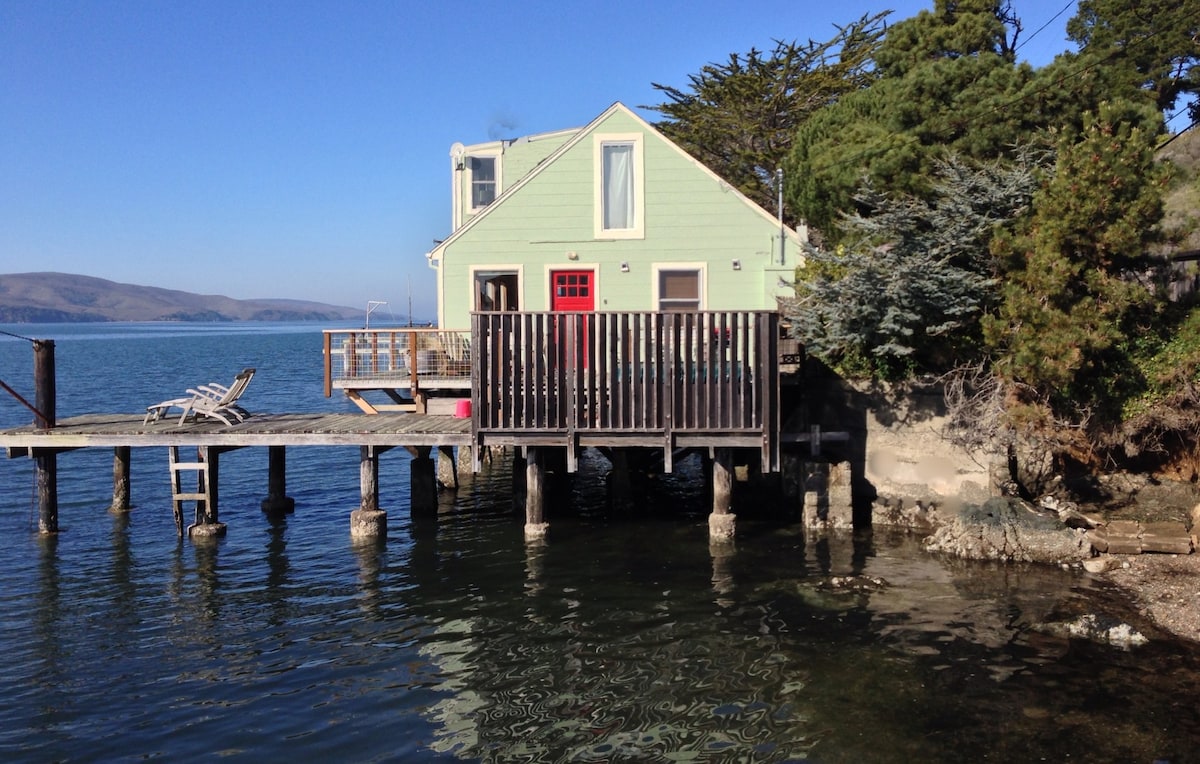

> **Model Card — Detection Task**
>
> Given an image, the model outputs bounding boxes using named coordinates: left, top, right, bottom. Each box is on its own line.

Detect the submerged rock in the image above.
left=923, top=497, right=1093, bottom=564
left=1033, top=613, right=1149, bottom=649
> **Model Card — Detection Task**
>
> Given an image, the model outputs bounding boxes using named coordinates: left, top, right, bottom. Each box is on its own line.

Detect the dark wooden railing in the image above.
left=472, top=311, right=779, bottom=471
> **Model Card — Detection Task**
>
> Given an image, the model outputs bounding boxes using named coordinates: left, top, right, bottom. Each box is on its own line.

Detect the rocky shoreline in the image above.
left=869, top=476, right=1200, bottom=645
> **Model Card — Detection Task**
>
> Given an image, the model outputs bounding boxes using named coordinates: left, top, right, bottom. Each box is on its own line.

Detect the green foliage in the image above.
left=1123, top=304, right=1200, bottom=419
left=1067, top=0, right=1200, bottom=119
left=786, top=0, right=1038, bottom=238
left=874, top=0, right=1019, bottom=76
left=783, top=153, right=1045, bottom=379
left=983, top=100, right=1170, bottom=422
left=652, top=0, right=1200, bottom=465
left=647, top=13, right=888, bottom=225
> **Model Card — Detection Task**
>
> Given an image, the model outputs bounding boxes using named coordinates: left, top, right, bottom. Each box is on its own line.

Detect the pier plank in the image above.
left=1, top=412, right=474, bottom=452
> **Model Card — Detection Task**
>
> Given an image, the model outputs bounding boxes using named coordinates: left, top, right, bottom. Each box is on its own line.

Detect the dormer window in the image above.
left=470, top=156, right=496, bottom=210
left=593, top=133, right=644, bottom=239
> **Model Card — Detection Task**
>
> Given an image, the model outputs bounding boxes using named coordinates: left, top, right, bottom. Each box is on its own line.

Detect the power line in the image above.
left=0, top=328, right=37, bottom=342
left=1156, top=118, right=1198, bottom=152
left=1014, top=1, right=1076, bottom=57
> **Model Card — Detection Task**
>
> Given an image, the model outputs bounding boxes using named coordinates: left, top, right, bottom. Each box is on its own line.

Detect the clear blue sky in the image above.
left=1, top=1, right=1078, bottom=321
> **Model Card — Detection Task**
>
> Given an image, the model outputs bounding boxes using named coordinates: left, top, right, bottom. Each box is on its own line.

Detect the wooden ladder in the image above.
left=169, top=446, right=211, bottom=537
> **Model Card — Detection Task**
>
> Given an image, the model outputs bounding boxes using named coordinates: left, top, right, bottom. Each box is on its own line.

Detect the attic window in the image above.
left=602, top=143, right=634, bottom=229
left=593, top=133, right=645, bottom=239
left=470, top=156, right=496, bottom=210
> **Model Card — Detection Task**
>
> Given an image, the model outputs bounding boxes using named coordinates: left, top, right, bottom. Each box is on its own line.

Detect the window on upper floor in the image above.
left=470, top=156, right=497, bottom=210
left=657, top=268, right=703, bottom=312
left=593, top=134, right=644, bottom=239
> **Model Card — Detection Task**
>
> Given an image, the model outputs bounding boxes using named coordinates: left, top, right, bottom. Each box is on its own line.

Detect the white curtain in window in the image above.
left=602, top=143, right=634, bottom=230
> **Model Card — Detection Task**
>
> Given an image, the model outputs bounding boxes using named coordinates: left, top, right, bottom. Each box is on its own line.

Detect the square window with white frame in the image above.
left=658, top=269, right=702, bottom=312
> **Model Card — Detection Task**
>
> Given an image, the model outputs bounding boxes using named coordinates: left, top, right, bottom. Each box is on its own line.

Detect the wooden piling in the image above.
left=261, top=445, right=295, bottom=515
left=110, top=446, right=131, bottom=512
left=188, top=446, right=227, bottom=539
left=351, top=445, right=388, bottom=538
left=34, top=339, right=57, bottom=533
left=709, top=447, right=736, bottom=541
left=608, top=448, right=633, bottom=513
left=524, top=447, right=548, bottom=540
left=436, top=445, right=458, bottom=490
left=410, top=446, right=438, bottom=514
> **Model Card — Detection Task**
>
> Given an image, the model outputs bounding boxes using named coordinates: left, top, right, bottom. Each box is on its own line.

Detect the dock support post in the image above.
left=801, top=461, right=854, bottom=531
left=709, top=447, right=736, bottom=541
left=524, top=447, right=548, bottom=541
left=411, top=447, right=438, bottom=515
left=436, top=445, right=458, bottom=490
left=456, top=444, right=474, bottom=479
left=351, top=445, right=388, bottom=538
left=110, top=446, right=131, bottom=512
left=34, top=339, right=57, bottom=534
left=35, top=453, right=58, bottom=534
left=189, top=446, right=227, bottom=539
left=261, top=446, right=295, bottom=516
left=607, top=449, right=634, bottom=513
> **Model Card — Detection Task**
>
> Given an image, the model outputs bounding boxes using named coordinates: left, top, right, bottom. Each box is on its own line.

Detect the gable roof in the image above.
left=427, top=101, right=803, bottom=263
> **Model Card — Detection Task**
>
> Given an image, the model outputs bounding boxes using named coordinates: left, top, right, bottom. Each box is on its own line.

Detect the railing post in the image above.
left=408, top=329, right=418, bottom=392
left=323, top=331, right=333, bottom=398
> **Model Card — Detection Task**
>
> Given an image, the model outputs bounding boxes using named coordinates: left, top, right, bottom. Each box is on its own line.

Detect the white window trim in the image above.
left=469, top=264, right=523, bottom=312
left=467, top=152, right=502, bottom=213
left=651, top=263, right=707, bottom=311
left=593, top=133, right=645, bottom=240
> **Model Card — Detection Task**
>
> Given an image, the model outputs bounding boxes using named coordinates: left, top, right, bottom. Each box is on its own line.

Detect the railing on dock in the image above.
left=473, top=311, right=780, bottom=471
left=323, top=328, right=472, bottom=397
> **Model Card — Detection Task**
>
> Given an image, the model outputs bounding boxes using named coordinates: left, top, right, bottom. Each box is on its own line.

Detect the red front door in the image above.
left=551, top=270, right=594, bottom=367
left=550, top=270, right=595, bottom=312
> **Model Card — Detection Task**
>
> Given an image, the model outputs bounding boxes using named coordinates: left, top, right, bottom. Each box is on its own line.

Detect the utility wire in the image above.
left=1014, top=1, right=1076, bottom=57
left=0, top=328, right=37, bottom=342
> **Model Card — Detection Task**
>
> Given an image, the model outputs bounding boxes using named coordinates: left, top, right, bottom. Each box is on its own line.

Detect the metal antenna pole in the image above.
left=776, top=167, right=785, bottom=265
left=365, top=301, right=387, bottom=330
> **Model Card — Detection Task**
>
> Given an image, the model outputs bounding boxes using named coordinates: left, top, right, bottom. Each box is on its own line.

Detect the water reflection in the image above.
left=31, top=534, right=67, bottom=740
left=264, top=515, right=293, bottom=628
left=351, top=535, right=386, bottom=619
left=6, top=436, right=1200, bottom=761
left=394, top=519, right=1200, bottom=762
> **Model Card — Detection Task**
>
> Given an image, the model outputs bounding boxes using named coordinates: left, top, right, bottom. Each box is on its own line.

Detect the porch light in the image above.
left=620, top=261, right=630, bottom=272
left=731, top=259, right=741, bottom=271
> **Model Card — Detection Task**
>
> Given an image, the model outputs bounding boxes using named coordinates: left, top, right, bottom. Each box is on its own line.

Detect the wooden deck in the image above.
left=2, top=310, right=806, bottom=540
left=1, top=412, right=472, bottom=455
left=324, top=310, right=781, bottom=473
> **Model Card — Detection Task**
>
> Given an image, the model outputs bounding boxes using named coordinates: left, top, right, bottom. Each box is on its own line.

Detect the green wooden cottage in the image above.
left=425, top=102, right=806, bottom=330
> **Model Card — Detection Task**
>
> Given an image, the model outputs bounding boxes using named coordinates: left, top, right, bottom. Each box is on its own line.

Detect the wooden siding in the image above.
left=438, top=106, right=801, bottom=330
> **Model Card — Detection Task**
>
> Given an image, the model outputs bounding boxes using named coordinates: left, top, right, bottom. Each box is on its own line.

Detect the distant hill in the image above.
left=0, top=272, right=363, bottom=323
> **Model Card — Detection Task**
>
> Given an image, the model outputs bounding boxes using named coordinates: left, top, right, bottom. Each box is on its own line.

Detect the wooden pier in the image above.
left=3, top=310, right=824, bottom=544
left=1, top=411, right=472, bottom=538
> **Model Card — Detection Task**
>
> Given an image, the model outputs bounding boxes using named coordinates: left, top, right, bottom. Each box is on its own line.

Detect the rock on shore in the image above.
left=921, top=497, right=1093, bottom=564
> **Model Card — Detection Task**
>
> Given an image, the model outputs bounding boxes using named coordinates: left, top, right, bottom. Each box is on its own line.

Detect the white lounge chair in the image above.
left=144, top=368, right=255, bottom=426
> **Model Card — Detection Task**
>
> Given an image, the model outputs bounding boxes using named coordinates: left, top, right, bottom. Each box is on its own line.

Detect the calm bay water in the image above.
left=2, top=322, right=1200, bottom=762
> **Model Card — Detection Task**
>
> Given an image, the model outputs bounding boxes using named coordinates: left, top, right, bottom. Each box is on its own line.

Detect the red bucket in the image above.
left=454, top=399, right=472, bottom=418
